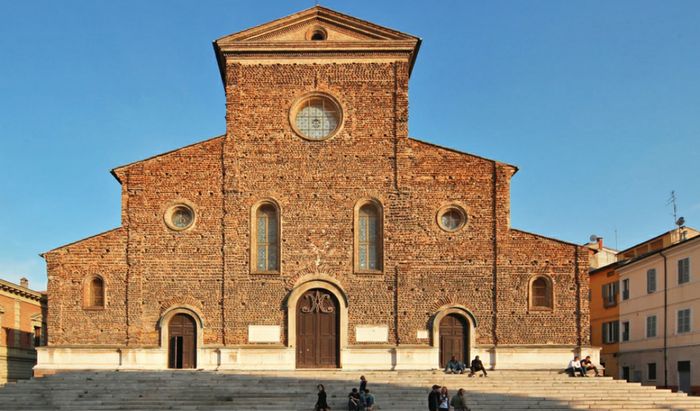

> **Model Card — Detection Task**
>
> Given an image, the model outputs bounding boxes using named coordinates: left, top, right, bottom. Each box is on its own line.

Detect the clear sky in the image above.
left=1, top=1, right=699, bottom=290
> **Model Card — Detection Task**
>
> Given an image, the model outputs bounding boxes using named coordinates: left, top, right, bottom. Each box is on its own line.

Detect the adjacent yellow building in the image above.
left=617, top=233, right=700, bottom=395
left=0, top=278, right=46, bottom=383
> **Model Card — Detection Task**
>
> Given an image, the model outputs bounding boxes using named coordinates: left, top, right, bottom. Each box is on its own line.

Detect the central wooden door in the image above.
left=296, top=289, right=339, bottom=368
left=168, top=313, right=196, bottom=369
left=439, top=314, right=469, bottom=368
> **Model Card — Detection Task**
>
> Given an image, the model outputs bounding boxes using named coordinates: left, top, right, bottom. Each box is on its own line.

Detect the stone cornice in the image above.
left=0, top=278, right=45, bottom=302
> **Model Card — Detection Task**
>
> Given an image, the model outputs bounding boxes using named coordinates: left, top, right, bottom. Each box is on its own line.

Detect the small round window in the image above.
left=437, top=205, right=467, bottom=232
left=165, top=204, right=195, bottom=231
left=290, top=94, right=342, bottom=141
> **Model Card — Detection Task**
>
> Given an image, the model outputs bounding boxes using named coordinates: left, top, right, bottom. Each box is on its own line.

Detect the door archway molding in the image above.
left=158, top=306, right=204, bottom=368
left=431, top=305, right=477, bottom=349
left=285, top=277, right=348, bottom=352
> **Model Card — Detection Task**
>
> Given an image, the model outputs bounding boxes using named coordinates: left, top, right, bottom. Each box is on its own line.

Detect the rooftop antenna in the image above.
left=667, top=190, right=687, bottom=241
left=667, top=190, right=679, bottom=226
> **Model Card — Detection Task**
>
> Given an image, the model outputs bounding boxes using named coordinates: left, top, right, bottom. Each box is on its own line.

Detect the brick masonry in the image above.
left=42, top=6, right=590, bottom=360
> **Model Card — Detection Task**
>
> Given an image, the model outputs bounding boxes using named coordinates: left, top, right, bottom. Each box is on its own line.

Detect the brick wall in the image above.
left=43, top=60, right=590, bottom=350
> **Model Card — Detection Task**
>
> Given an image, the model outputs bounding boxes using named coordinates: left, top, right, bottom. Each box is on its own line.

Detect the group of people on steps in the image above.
left=316, top=374, right=473, bottom=411
left=314, top=375, right=375, bottom=411
left=428, top=384, right=471, bottom=411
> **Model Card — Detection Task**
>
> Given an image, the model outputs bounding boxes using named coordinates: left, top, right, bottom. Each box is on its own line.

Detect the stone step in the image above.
left=0, top=370, right=698, bottom=411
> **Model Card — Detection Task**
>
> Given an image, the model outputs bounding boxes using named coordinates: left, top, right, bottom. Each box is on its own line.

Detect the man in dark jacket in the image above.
left=428, top=384, right=441, bottom=411
left=468, top=355, right=488, bottom=377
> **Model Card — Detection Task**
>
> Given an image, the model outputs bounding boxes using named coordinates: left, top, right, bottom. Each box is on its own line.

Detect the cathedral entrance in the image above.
left=296, top=288, right=339, bottom=368
left=439, top=313, right=469, bottom=368
left=168, top=313, right=196, bottom=369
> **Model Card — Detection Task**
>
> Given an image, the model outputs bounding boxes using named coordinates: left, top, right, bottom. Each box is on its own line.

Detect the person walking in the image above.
left=450, top=388, right=470, bottom=411
left=428, top=384, right=441, bottom=411
left=315, top=384, right=330, bottom=411
left=438, top=386, right=450, bottom=411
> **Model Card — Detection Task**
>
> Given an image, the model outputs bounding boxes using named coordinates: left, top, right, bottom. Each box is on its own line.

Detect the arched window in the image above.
left=252, top=202, right=280, bottom=273
left=85, top=276, right=105, bottom=309
left=355, top=201, right=383, bottom=272
left=530, top=276, right=553, bottom=310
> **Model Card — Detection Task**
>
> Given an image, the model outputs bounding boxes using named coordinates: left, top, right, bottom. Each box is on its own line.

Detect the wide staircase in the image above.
left=1, top=370, right=699, bottom=410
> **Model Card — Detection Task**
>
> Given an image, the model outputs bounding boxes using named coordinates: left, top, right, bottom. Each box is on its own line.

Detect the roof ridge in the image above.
left=111, top=134, right=225, bottom=183
left=408, top=137, right=519, bottom=172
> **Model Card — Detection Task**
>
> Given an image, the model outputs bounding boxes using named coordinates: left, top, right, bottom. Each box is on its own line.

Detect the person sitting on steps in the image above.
left=444, top=355, right=466, bottom=374
left=566, top=356, right=585, bottom=377
left=580, top=355, right=600, bottom=377
left=468, top=355, right=488, bottom=377
left=348, top=387, right=360, bottom=411
left=364, top=389, right=375, bottom=411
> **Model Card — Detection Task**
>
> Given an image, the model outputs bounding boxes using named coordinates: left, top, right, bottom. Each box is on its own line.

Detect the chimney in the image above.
left=20, top=277, right=29, bottom=288
left=597, top=237, right=604, bottom=251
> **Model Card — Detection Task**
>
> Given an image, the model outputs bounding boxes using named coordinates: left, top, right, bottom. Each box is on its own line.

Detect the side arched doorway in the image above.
left=439, top=313, right=469, bottom=368
left=168, top=313, right=196, bottom=369
left=296, top=288, right=339, bottom=368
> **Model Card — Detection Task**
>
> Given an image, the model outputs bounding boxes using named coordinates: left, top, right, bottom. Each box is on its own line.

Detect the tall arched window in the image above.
left=253, top=202, right=280, bottom=273
left=530, top=276, right=553, bottom=310
left=85, top=276, right=105, bottom=309
left=355, top=200, right=383, bottom=272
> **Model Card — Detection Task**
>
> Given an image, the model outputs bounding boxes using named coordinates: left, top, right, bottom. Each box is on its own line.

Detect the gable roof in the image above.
left=408, top=137, right=519, bottom=174
left=213, top=6, right=422, bottom=84
left=110, top=135, right=225, bottom=184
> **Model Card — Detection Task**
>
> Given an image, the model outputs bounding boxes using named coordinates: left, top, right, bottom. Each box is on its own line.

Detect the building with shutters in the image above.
left=0, top=278, right=46, bottom=382
left=37, top=6, right=594, bottom=375
left=616, top=233, right=700, bottom=395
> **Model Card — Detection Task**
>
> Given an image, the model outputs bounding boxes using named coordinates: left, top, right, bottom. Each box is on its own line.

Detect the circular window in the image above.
left=305, top=27, right=328, bottom=41
left=290, top=94, right=342, bottom=141
left=164, top=204, right=195, bottom=231
left=437, top=205, right=467, bottom=232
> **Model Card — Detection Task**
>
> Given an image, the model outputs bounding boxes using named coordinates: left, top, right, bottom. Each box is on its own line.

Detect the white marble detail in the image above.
left=247, top=325, right=281, bottom=343
left=355, top=325, right=388, bottom=342
left=34, top=344, right=601, bottom=372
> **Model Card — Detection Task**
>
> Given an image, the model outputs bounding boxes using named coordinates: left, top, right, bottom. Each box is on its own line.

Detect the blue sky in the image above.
left=1, top=1, right=699, bottom=290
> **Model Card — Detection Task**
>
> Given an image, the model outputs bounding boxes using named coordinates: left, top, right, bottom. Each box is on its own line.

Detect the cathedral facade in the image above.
left=37, top=6, right=594, bottom=374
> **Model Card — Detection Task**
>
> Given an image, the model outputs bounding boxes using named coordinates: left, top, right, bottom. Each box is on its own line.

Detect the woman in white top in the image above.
left=439, top=386, right=450, bottom=411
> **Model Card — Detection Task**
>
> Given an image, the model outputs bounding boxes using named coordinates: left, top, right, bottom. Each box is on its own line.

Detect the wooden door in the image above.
left=439, top=314, right=468, bottom=368
left=296, top=289, right=339, bottom=368
left=168, top=313, right=196, bottom=369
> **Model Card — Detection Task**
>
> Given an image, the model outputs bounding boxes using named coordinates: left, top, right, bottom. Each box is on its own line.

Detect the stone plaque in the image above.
left=356, top=325, right=389, bottom=342
left=248, top=325, right=281, bottom=343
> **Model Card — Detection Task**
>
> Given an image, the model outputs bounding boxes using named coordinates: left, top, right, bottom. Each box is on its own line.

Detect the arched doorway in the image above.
left=296, top=288, right=339, bottom=368
left=168, top=313, right=196, bottom=369
left=439, top=313, right=469, bottom=368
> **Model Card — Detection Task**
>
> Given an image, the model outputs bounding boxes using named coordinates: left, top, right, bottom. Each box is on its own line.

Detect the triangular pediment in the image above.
left=216, top=6, right=419, bottom=44
left=213, top=6, right=422, bottom=85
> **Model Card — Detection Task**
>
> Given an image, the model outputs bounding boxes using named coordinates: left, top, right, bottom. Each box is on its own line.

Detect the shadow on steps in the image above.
left=0, top=370, right=699, bottom=411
